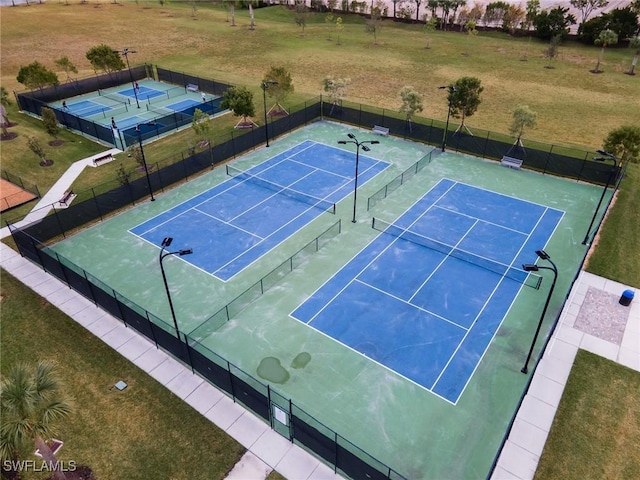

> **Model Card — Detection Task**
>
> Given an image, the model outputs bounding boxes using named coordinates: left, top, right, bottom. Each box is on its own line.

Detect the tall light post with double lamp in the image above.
left=338, top=133, right=379, bottom=223
left=115, top=48, right=140, bottom=109
left=438, top=85, right=456, bottom=152
left=261, top=80, right=278, bottom=147
left=521, top=250, right=558, bottom=374
left=159, top=237, right=193, bottom=339
left=582, top=149, right=618, bottom=245
left=135, top=122, right=157, bottom=201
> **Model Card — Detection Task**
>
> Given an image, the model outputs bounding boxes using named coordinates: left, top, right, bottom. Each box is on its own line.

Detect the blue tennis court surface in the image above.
left=67, top=99, right=112, bottom=117
left=130, top=140, right=389, bottom=280
left=120, top=85, right=165, bottom=100
left=292, top=179, right=564, bottom=403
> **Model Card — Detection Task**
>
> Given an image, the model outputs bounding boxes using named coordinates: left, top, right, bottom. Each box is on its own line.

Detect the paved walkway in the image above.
left=2, top=152, right=638, bottom=480
left=492, top=271, right=639, bottom=479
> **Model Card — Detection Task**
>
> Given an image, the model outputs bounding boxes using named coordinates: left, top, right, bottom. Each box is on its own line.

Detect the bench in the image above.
left=501, top=156, right=523, bottom=169
left=93, top=153, right=114, bottom=166
left=372, top=125, right=389, bottom=136
left=186, top=83, right=199, bottom=92
left=59, top=190, right=74, bottom=207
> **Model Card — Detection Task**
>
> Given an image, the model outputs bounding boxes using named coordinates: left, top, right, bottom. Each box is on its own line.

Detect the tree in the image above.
left=509, top=105, right=537, bottom=144
left=220, top=86, right=256, bottom=128
left=191, top=108, right=210, bottom=144
left=462, top=19, right=478, bottom=56
left=54, top=56, right=78, bottom=83
left=295, top=1, right=309, bottom=35
left=399, top=86, right=423, bottom=132
left=448, top=76, right=483, bottom=131
left=366, top=1, right=384, bottom=45
left=327, top=0, right=338, bottom=12
left=544, top=34, right=562, bottom=68
left=502, top=4, right=525, bottom=33
left=570, top=0, right=609, bottom=25
left=524, top=0, right=540, bottom=31
left=322, top=76, right=350, bottom=114
left=325, top=12, right=334, bottom=40
left=336, top=17, right=344, bottom=45
left=603, top=125, right=640, bottom=164
left=424, top=16, right=437, bottom=47
left=483, top=1, right=509, bottom=28
left=413, top=0, right=423, bottom=21
left=592, top=28, right=618, bottom=73
left=16, top=61, right=59, bottom=90
left=263, top=66, right=294, bottom=116
left=0, top=86, right=10, bottom=108
left=27, top=136, right=53, bottom=166
left=0, top=361, right=73, bottom=480
left=85, top=44, right=125, bottom=74
left=533, top=7, right=576, bottom=40
left=627, top=36, right=640, bottom=75
left=41, top=107, right=61, bottom=143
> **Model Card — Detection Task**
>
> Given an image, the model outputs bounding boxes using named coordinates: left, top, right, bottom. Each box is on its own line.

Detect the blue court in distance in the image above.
left=292, top=178, right=564, bottom=404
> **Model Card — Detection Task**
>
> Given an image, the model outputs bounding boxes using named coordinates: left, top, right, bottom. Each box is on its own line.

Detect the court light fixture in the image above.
left=159, top=238, right=193, bottom=340
left=582, top=152, right=618, bottom=245
left=135, top=122, right=158, bottom=201
left=337, top=133, right=380, bottom=223
left=114, top=48, right=140, bottom=109
left=521, top=250, right=558, bottom=374
left=261, top=80, right=278, bottom=147
left=438, top=85, right=456, bottom=152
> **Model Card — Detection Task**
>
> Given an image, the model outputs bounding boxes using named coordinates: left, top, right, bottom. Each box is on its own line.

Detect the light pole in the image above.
left=521, top=250, right=558, bottom=374
left=159, top=237, right=193, bottom=339
left=338, top=133, right=379, bottom=223
left=135, top=122, right=157, bottom=201
left=115, top=48, right=140, bottom=109
left=438, top=85, right=456, bottom=152
left=261, top=80, right=278, bottom=147
left=582, top=149, right=618, bottom=245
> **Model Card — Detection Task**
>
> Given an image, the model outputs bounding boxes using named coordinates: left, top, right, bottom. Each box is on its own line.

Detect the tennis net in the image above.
left=226, top=165, right=336, bottom=214
left=98, top=90, right=131, bottom=106
left=147, top=104, right=174, bottom=117
left=372, top=218, right=541, bottom=288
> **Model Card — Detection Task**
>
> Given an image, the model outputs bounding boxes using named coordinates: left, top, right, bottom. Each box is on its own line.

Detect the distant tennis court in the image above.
left=293, top=178, right=564, bottom=403
left=130, top=140, right=389, bottom=280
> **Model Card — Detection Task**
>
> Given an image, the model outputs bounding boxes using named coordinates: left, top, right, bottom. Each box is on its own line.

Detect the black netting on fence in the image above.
left=156, top=67, right=232, bottom=96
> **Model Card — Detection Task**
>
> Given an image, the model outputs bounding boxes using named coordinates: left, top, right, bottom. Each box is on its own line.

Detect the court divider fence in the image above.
left=6, top=88, right=621, bottom=480
left=189, top=219, right=343, bottom=340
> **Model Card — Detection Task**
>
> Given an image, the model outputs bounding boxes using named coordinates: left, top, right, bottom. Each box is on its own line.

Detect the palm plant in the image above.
left=627, top=36, right=640, bottom=75
left=0, top=361, right=73, bottom=480
left=592, top=29, right=618, bottom=73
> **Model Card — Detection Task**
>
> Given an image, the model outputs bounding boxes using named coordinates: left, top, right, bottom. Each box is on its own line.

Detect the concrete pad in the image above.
left=101, top=325, right=138, bottom=350
left=57, top=295, right=95, bottom=317
left=48, top=286, right=82, bottom=308
left=276, top=443, right=323, bottom=480
left=148, top=357, right=184, bottom=386
left=84, top=315, right=121, bottom=339
left=227, top=411, right=269, bottom=449
left=116, top=334, right=155, bottom=362
left=165, top=369, right=204, bottom=400
left=528, top=374, right=565, bottom=408
left=73, top=304, right=109, bottom=328
left=204, top=396, right=246, bottom=431
left=553, top=325, right=584, bottom=347
left=510, top=418, right=549, bottom=456
left=617, top=346, right=640, bottom=371
left=491, top=465, right=519, bottom=480
left=496, top=440, right=539, bottom=480
left=535, top=356, right=573, bottom=385
left=135, top=346, right=171, bottom=373
left=184, top=381, right=225, bottom=415
left=224, top=451, right=271, bottom=480
left=518, top=396, right=557, bottom=433
left=544, top=338, right=579, bottom=364
left=251, top=429, right=293, bottom=468
left=579, top=334, right=619, bottom=361
left=307, top=461, right=342, bottom=479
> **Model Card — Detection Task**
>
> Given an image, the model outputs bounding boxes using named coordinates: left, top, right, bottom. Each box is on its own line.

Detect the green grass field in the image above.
left=0, top=269, right=246, bottom=480
left=535, top=350, right=640, bottom=480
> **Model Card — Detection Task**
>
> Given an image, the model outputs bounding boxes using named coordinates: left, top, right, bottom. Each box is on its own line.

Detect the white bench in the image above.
left=372, top=125, right=389, bottom=136
left=186, top=83, right=199, bottom=92
left=501, top=156, right=523, bottom=169
left=93, top=152, right=114, bottom=166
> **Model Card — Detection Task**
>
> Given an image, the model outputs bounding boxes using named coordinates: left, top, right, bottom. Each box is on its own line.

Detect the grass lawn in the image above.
left=0, top=269, right=247, bottom=480
left=534, top=349, right=640, bottom=480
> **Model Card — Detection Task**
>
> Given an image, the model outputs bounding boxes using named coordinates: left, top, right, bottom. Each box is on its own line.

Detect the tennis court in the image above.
left=50, top=79, right=221, bottom=149
left=48, top=121, right=603, bottom=478
left=293, top=178, right=563, bottom=403
left=130, top=140, right=388, bottom=280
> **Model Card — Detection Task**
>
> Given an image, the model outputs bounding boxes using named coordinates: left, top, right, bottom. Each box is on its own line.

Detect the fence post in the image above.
left=543, top=145, right=553, bottom=174
left=91, top=188, right=104, bottom=222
